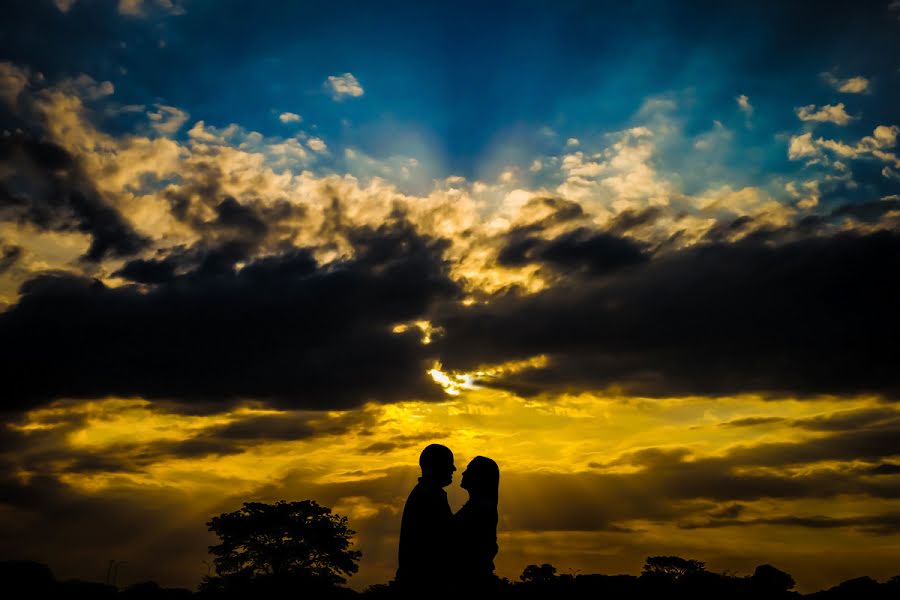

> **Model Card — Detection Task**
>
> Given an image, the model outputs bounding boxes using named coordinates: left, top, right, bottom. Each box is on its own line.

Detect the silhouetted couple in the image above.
left=396, top=444, right=499, bottom=596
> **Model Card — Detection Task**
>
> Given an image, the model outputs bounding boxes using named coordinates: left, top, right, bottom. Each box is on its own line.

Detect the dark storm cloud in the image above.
left=0, top=134, right=148, bottom=261
left=708, top=503, right=746, bottom=519
left=0, top=243, right=22, bottom=274
left=701, top=215, right=756, bottom=243
left=607, top=452, right=900, bottom=503
left=162, top=162, right=305, bottom=244
left=0, top=405, right=381, bottom=476
left=360, top=433, right=449, bottom=455
left=789, top=407, right=900, bottom=431
left=719, top=408, right=900, bottom=431
left=496, top=197, right=647, bottom=275
left=830, top=199, right=900, bottom=223
left=678, top=512, right=900, bottom=536
left=211, top=413, right=316, bottom=441
left=157, top=163, right=307, bottom=265
left=113, top=252, right=181, bottom=284
left=607, top=415, right=900, bottom=476
left=498, top=226, right=648, bottom=275
left=719, top=416, right=787, bottom=428
left=0, top=218, right=458, bottom=412
left=436, top=229, right=900, bottom=398
left=605, top=207, right=664, bottom=235
left=213, top=196, right=269, bottom=237
left=723, top=425, right=900, bottom=468
left=869, top=463, right=900, bottom=475
left=114, top=239, right=273, bottom=284
left=145, top=409, right=380, bottom=460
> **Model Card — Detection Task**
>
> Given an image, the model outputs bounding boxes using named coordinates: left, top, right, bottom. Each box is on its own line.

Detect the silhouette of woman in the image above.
left=453, top=456, right=499, bottom=591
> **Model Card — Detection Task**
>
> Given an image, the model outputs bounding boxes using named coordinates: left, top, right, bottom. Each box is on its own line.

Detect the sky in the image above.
left=1, top=0, right=899, bottom=593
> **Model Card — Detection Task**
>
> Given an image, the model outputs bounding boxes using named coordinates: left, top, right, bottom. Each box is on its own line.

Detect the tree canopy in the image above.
left=642, top=555, right=706, bottom=579
left=520, top=563, right=558, bottom=584
left=205, top=500, right=362, bottom=589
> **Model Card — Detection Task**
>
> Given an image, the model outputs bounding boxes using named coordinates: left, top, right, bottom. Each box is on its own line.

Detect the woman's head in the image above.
left=460, top=456, right=500, bottom=499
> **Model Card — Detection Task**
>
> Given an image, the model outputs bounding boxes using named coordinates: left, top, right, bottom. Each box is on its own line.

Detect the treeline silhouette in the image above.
left=4, top=499, right=899, bottom=599
left=6, top=558, right=900, bottom=600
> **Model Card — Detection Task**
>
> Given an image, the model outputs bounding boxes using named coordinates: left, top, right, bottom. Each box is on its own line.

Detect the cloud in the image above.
left=0, top=134, right=149, bottom=262
left=787, top=126, right=900, bottom=167
left=307, top=137, right=327, bottom=153
left=788, top=132, right=817, bottom=159
left=49, top=409, right=379, bottom=467
left=0, top=464, right=210, bottom=588
left=0, top=218, right=458, bottom=412
left=830, top=198, right=900, bottom=222
left=186, top=120, right=220, bottom=142
left=435, top=229, right=900, bottom=399
left=326, top=73, right=364, bottom=100
left=789, top=407, right=900, bottom=432
left=736, top=94, right=753, bottom=116
left=147, top=104, right=189, bottom=135
left=118, top=0, right=143, bottom=14
left=53, top=0, right=77, bottom=12
left=866, top=125, right=898, bottom=149
left=118, top=0, right=184, bottom=17
left=721, top=424, right=900, bottom=468
left=719, top=416, right=787, bottom=428
left=497, top=424, right=900, bottom=534
left=822, top=72, right=870, bottom=94
left=278, top=112, right=302, bottom=124
left=497, top=226, right=648, bottom=276
left=0, top=62, right=28, bottom=109
left=2, top=59, right=899, bottom=412
left=556, top=126, right=670, bottom=209
left=0, top=244, right=22, bottom=275
left=678, top=512, right=900, bottom=535
left=693, top=120, right=733, bottom=151
left=795, top=103, right=856, bottom=126
left=56, top=73, right=114, bottom=101
left=360, top=432, right=447, bottom=455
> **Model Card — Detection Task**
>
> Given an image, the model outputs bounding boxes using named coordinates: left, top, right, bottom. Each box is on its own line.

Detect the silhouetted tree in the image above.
left=810, top=575, right=885, bottom=599
left=202, top=500, right=361, bottom=592
left=642, top=555, right=706, bottom=579
left=520, top=563, right=557, bottom=584
left=2, top=560, right=55, bottom=596
left=750, top=564, right=795, bottom=593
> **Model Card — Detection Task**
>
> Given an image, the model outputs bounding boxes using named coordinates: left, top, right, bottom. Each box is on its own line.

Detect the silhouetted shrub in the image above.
left=520, top=563, right=557, bottom=584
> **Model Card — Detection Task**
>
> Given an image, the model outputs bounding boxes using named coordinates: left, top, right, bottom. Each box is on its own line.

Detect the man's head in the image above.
left=419, top=444, right=455, bottom=487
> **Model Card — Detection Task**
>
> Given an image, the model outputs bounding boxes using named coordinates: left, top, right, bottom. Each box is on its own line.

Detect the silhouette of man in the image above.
left=395, top=444, right=456, bottom=592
